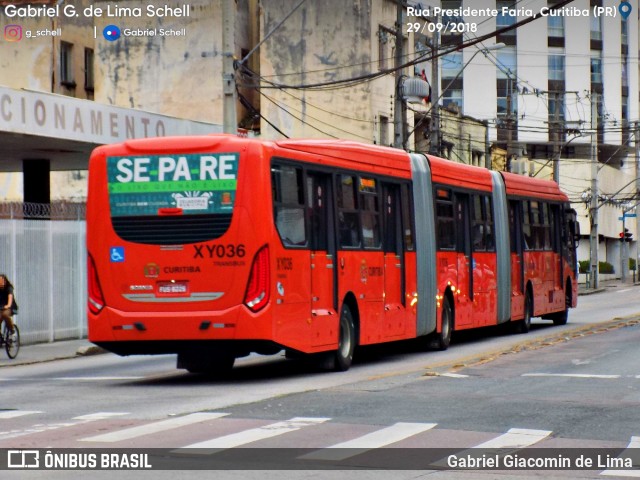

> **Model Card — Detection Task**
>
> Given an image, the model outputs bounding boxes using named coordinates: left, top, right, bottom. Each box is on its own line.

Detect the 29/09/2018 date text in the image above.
left=406, top=21, right=478, bottom=33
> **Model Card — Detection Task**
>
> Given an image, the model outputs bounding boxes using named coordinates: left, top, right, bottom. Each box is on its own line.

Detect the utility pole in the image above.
left=636, top=121, right=640, bottom=281
left=429, top=14, right=440, bottom=155
left=552, top=92, right=561, bottom=183
left=393, top=0, right=405, bottom=149
left=589, top=93, right=599, bottom=289
left=506, top=75, right=515, bottom=172
left=222, top=0, right=237, bottom=134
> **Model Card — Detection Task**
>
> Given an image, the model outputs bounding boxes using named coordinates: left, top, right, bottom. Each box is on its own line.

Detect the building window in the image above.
left=378, top=115, right=389, bottom=146
left=497, top=78, right=517, bottom=123
left=496, top=46, right=516, bottom=79
left=442, top=89, right=463, bottom=110
left=621, top=19, right=628, bottom=46
left=547, top=14, right=564, bottom=37
left=441, top=0, right=462, bottom=24
left=378, top=26, right=391, bottom=70
left=496, top=1, right=516, bottom=28
left=548, top=48, right=565, bottom=81
left=84, top=48, right=94, bottom=92
left=590, top=51, right=602, bottom=84
left=60, top=41, right=75, bottom=88
left=441, top=52, right=463, bottom=80
left=590, top=15, right=602, bottom=41
left=622, top=57, right=628, bottom=88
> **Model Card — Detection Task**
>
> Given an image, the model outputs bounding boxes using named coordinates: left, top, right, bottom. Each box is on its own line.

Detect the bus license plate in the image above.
left=157, top=282, right=188, bottom=294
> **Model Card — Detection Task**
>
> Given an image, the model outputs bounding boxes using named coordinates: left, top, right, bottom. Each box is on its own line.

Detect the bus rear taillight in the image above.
left=88, top=254, right=105, bottom=314
left=244, top=245, right=270, bottom=312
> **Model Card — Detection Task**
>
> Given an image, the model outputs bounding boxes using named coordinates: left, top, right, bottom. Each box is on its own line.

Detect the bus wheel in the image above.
left=551, top=287, right=570, bottom=326
left=514, top=291, right=532, bottom=334
left=429, top=296, right=453, bottom=350
left=332, top=304, right=356, bottom=371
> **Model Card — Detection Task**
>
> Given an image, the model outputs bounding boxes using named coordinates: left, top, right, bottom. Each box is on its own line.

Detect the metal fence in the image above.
left=0, top=203, right=86, bottom=344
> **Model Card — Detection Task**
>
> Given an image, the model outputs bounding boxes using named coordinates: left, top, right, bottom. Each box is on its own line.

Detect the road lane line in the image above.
left=80, top=412, right=229, bottom=443
left=0, top=412, right=129, bottom=440
left=301, top=422, right=437, bottom=461
left=73, top=412, right=129, bottom=421
left=474, top=428, right=552, bottom=449
left=601, top=436, right=640, bottom=477
left=178, top=417, right=330, bottom=453
left=523, top=373, right=621, bottom=379
left=53, top=377, right=144, bottom=381
left=0, top=411, right=42, bottom=419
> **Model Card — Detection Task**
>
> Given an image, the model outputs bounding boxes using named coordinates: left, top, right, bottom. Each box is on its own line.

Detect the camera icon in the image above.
left=4, top=25, right=23, bottom=42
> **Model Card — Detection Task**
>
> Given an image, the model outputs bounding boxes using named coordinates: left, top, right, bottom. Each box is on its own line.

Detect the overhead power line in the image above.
left=245, top=0, right=576, bottom=91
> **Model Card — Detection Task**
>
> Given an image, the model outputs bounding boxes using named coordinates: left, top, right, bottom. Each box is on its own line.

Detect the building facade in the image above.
left=428, top=0, right=640, bottom=276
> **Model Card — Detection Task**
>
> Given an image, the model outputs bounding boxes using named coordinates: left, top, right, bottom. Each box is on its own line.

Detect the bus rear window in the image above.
left=107, top=153, right=239, bottom=245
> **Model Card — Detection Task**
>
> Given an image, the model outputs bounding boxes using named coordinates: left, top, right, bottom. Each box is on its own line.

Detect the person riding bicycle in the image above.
left=0, top=274, right=17, bottom=338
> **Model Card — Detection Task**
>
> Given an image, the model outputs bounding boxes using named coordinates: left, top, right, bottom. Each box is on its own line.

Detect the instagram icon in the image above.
left=4, top=25, right=22, bottom=42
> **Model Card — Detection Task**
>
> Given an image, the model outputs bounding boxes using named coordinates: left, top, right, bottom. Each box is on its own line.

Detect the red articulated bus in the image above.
left=87, top=135, right=579, bottom=373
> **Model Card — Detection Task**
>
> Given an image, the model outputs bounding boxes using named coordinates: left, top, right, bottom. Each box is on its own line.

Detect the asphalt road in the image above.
left=1, top=284, right=640, bottom=479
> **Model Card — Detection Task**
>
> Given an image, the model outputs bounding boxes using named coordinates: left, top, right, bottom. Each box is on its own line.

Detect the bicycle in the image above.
left=0, top=322, right=20, bottom=359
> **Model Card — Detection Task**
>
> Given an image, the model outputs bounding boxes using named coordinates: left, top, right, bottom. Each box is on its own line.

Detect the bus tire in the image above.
left=318, top=303, right=356, bottom=372
left=551, top=284, right=570, bottom=326
left=514, top=290, right=532, bottom=334
left=429, top=296, right=453, bottom=350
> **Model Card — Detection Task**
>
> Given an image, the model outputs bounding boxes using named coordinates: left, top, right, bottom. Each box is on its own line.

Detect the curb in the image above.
left=75, top=345, right=108, bottom=356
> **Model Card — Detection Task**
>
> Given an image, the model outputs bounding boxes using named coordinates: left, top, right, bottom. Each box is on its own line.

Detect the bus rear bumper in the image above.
left=88, top=304, right=277, bottom=353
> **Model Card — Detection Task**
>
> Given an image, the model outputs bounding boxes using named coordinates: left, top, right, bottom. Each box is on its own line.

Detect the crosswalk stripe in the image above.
left=178, top=417, right=330, bottom=453
left=301, top=422, right=437, bottom=461
left=80, top=412, right=229, bottom=443
left=523, top=373, right=621, bottom=379
left=474, top=428, right=552, bottom=449
left=601, top=436, right=640, bottom=477
left=0, top=411, right=42, bottom=419
left=73, top=412, right=129, bottom=421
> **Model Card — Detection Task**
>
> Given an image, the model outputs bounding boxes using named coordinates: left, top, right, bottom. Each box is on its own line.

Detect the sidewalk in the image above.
left=0, top=279, right=637, bottom=368
left=0, top=338, right=106, bottom=368
left=578, top=277, right=640, bottom=296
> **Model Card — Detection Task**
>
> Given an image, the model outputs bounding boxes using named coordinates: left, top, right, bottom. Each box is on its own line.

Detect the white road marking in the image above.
left=0, top=412, right=129, bottom=440
left=523, top=373, right=621, bottom=379
left=73, top=412, right=129, bottom=421
left=601, top=436, right=640, bottom=477
left=179, top=417, right=330, bottom=453
left=473, top=428, right=552, bottom=449
left=53, top=377, right=144, bottom=381
left=440, top=373, right=469, bottom=378
left=0, top=410, right=42, bottom=419
left=301, top=422, right=437, bottom=461
left=80, top=412, right=229, bottom=443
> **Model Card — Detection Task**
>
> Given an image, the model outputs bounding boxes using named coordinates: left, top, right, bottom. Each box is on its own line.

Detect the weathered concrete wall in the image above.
left=94, top=0, right=251, bottom=124
left=260, top=0, right=399, bottom=142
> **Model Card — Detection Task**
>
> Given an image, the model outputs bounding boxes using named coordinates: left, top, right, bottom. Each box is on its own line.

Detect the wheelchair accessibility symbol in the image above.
left=110, top=247, right=125, bottom=263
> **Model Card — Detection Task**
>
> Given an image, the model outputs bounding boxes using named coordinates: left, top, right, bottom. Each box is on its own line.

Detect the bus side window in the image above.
left=522, top=201, right=532, bottom=250
left=272, top=164, right=307, bottom=247
left=337, top=174, right=360, bottom=248
left=401, top=184, right=415, bottom=251
left=359, top=177, right=381, bottom=249
left=435, top=188, right=455, bottom=250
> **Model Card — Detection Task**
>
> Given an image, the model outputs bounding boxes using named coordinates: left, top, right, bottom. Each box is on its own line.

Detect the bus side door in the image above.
left=509, top=199, right=526, bottom=317
left=382, top=183, right=405, bottom=338
left=307, top=171, right=338, bottom=348
left=454, top=192, right=473, bottom=327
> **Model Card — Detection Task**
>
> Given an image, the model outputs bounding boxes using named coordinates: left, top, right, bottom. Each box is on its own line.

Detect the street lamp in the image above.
left=404, top=43, right=505, bottom=153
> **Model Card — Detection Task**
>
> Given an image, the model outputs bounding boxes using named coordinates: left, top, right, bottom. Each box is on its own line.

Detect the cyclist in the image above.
left=0, top=274, right=17, bottom=338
